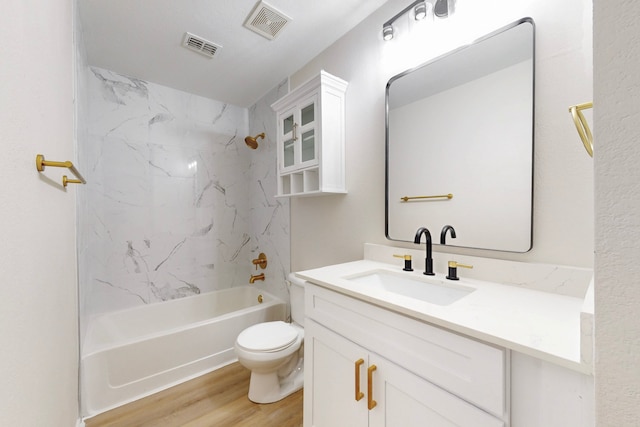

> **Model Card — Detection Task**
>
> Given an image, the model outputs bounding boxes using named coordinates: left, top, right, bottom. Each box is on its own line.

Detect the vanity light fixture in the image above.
left=383, top=23, right=394, bottom=41
left=382, top=0, right=455, bottom=41
left=414, top=1, right=428, bottom=20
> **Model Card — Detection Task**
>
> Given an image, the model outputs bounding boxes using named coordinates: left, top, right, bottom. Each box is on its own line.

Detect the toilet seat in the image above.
left=236, top=321, right=299, bottom=353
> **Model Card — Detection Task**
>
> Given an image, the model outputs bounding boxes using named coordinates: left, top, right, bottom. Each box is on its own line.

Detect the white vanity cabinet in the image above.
left=304, top=283, right=509, bottom=427
left=271, top=71, right=347, bottom=197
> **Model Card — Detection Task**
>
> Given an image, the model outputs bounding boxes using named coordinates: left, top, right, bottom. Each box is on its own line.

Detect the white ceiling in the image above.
left=79, top=0, right=390, bottom=107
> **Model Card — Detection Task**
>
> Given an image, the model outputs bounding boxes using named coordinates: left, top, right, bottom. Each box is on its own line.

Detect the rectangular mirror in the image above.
left=385, top=18, right=534, bottom=252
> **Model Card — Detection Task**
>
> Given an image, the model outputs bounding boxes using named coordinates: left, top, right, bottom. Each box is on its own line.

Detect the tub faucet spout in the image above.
left=250, top=273, right=265, bottom=284
left=414, top=227, right=435, bottom=276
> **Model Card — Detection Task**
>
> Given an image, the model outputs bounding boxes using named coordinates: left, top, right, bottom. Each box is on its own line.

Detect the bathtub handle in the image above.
left=355, top=358, right=364, bottom=401
left=252, top=253, right=268, bottom=270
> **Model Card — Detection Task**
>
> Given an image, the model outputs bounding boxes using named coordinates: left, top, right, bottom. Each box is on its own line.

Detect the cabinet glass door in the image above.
left=283, top=138, right=295, bottom=168
left=300, top=101, right=317, bottom=164
left=281, top=112, right=295, bottom=169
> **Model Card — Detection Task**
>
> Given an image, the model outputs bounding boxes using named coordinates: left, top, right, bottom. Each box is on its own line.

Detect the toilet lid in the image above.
left=237, top=321, right=298, bottom=352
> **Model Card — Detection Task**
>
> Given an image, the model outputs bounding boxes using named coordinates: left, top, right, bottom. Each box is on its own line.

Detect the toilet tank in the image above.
left=288, top=274, right=306, bottom=327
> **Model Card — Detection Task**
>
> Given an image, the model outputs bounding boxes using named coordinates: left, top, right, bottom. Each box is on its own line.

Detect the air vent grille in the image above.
left=244, top=1, right=291, bottom=40
left=182, top=32, right=221, bottom=58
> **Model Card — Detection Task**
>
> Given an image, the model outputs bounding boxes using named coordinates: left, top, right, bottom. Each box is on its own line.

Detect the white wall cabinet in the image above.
left=304, top=283, right=508, bottom=427
left=271, top=71, right=347, bottom=197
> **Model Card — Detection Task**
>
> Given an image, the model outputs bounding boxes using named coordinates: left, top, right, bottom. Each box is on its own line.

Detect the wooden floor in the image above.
left=84, top=362, right=303, bottom=427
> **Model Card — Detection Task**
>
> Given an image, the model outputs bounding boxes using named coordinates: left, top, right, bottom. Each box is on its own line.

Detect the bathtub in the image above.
left=81, top=286, right=286, bottom=417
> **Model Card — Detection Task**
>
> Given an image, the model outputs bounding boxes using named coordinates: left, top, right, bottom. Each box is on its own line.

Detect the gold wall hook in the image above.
left=62, top=176, right=83, bottom=187
left=568, top=102, right=593, bottom=157
left=36, top=154, right=86, bottom=187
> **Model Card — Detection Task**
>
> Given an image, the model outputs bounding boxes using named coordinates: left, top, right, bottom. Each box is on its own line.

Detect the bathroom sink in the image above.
left=346, top=271, right=474, bottom=306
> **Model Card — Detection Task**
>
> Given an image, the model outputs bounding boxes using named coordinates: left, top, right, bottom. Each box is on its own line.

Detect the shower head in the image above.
left=434, top=0, right=455, bottom=18
left=245, top=133, right=265, bottom=149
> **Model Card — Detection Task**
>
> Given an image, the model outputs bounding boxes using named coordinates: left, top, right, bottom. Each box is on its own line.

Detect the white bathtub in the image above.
left=81, top=286, right=286, bottom=417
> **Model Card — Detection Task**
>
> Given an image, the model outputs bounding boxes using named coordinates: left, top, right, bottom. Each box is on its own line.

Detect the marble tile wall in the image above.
left=79, top=67, right=291, bottom=333
left=247, top=80, right=291, bottom=311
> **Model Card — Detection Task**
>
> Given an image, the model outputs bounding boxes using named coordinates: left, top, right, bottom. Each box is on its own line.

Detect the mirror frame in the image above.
left=385, top=17, right=535, bottom=252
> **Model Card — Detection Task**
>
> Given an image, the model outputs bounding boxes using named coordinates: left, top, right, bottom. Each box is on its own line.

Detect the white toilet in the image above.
left=234, top=274, right=306, bottom=403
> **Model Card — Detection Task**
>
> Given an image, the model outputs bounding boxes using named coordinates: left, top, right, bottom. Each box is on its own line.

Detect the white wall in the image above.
left=289, top=0, right=594, bottom=271
left=593, top=0, right=640, bottom=423
left=0, top=0, right=79, bottom=425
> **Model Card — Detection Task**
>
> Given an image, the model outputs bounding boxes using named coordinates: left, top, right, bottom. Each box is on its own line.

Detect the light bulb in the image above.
left=414, top=1, right=427, bottom=20
left=383, top=23, right=394, bottom=41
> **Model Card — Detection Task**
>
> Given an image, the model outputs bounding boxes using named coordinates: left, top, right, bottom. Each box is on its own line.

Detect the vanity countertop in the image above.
left=296, top=258, right=592, bottom=375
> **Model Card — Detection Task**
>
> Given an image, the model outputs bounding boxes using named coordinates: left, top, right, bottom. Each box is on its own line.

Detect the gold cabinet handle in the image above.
left=367, top=364, right=377, bottom=410
left=355, top=358, right=365, bottom=401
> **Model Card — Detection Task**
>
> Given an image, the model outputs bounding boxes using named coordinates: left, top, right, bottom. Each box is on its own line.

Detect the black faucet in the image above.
left=414, top=227, right=435, bottom=276
left=440, top=225, right=456, bottom=245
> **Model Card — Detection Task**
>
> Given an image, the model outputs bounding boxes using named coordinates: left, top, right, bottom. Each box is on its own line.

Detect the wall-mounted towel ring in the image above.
left=569, top=102, right=593, bottom=157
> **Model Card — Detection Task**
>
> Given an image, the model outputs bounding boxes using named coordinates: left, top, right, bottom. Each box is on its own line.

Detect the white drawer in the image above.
left=305, top=282, right=508, bottom=418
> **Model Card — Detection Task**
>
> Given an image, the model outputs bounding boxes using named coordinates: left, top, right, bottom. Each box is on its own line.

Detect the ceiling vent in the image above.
left=182, top=32, right=221, bottom=58
left=244, top=1, right=291, bottom=40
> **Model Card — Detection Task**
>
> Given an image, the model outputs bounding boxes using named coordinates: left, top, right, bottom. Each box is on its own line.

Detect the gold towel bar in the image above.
left=400, top=194, right=453, bottom=202
left=36, top=154, right=86, bottom=187
left=568, top=102, right=593, bottom=157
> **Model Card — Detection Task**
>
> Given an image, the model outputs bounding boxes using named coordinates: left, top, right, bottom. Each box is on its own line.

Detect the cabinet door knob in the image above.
left=355, top=358, right=365, bottom=401
left=367, top=364, right=377, bottom=410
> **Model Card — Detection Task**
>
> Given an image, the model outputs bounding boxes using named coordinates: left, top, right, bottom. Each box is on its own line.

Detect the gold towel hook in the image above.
left=36, top=154, right=86, bottom=187
left=569, top=102, right=593, bottom=157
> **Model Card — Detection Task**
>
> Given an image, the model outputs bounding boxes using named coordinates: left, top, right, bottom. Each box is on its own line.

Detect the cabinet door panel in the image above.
left=369, top=355, right=504, bottom=427
left=305, top=320, right=368, bottom=427
left=278, top=107, right=298, bottom=172
left=298, top=96, right=318, bottom=167
left=301, top=101, right=315, bottom=126
left=283, top=138, right=295, bottom=168
left=301, top=129, right=315, bottom=162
